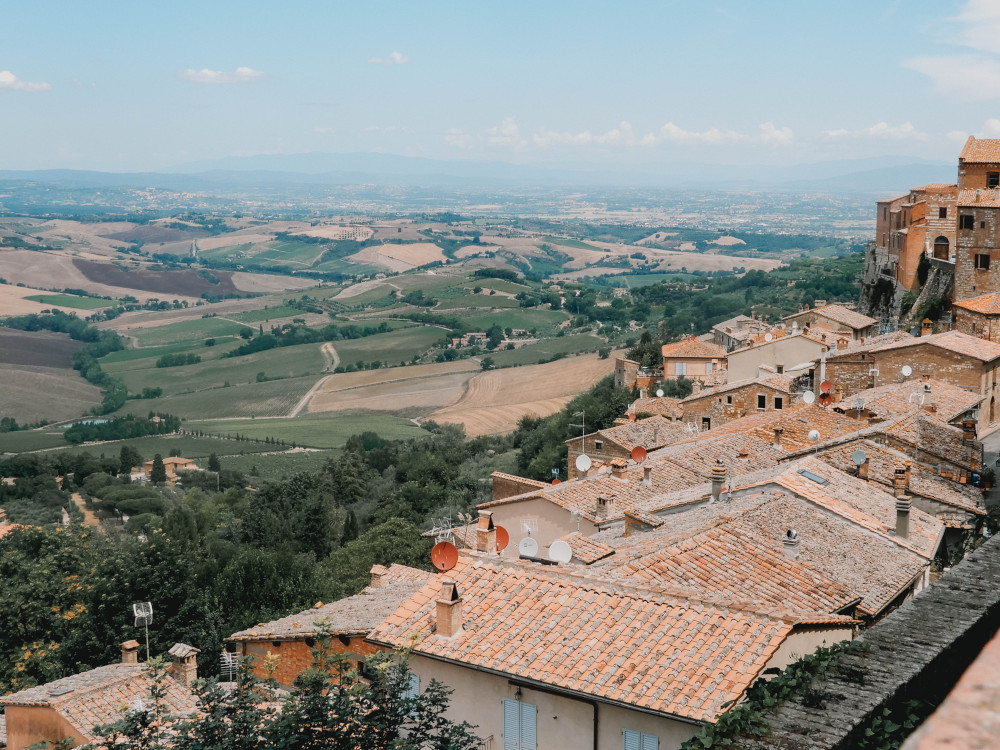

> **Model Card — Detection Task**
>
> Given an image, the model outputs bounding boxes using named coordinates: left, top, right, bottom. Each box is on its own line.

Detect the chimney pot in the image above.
left=893, top=465, right=907, bottom=498
left=121, top=640, right=140, bottom=664
left=436, top=579, right=463, bottom=638
left=167, top=643, right=199, bottom=687
left=711, top=459, right=727, bottom=502
left=642, top=466, right=652, bottom=485
left=610, top=458, right=627, bottom=478
left=782, top=529, right=800, bottom=559
left=895, top=497, right=911, bottom=539
left=370, top=564, right=388, bottom=589
left=858, top=458, right=869, bottom=480
left=773, top=427, right=784, bottom=449
left=476, top=511, right=497, bottom=554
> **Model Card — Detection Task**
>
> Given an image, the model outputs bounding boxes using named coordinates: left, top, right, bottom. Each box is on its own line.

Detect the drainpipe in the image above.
left=508, top=679, right=598, bottom=750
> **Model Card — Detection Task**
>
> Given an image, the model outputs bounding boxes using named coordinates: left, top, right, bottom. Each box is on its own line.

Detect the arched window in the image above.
left=933, top=236, right=950, bottom=260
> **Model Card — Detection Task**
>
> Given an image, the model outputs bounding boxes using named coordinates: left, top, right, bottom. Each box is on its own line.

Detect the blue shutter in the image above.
left=520, top=701, right=537, bottom=750
left=405, top=673, right=420, bottom=699
left=503, top=699, right=520, bottom=750
left=623, top=728, right=641, bottom=750
left=640, top=732, right=659, bottom=750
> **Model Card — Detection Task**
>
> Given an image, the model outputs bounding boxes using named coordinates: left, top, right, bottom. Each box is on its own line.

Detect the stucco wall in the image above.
left=727, top=337, right=823, bottom=381
left=486, top=496, right=598, bottom=556
left=5, top=705, right=88, bottom=750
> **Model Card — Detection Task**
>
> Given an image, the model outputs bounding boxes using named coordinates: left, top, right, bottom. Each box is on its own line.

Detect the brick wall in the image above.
left=239, top=635, right=382, bottom=689
left=959, top=161, right=1000, bottom=190
left=680, top=384, right=790, bottom=430
left=490, top=473, right=548, bottom=502
left=954, top=205, right=1000, bottom=302
left=566, top=434, right=631, bottom=479
left=953, top=308, right=1000, bottom=342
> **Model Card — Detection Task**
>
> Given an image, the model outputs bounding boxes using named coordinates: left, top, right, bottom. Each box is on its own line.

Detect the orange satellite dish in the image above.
left=431, top=541, right=459, bottom=572
left=628, top=412, right=636, bottom=421
left=551, top=478, right=561, bottom=485
left=819, top=392, right=833, bottom=406
left=631, top=446, right=647, bottom=463
left=820, top=380, right=832, bottom=394
left=495, top=525, right=510, bottom=552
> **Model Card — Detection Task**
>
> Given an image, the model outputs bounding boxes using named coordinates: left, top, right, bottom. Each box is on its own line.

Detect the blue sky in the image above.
left=2, top=0, right=1000, bottom=171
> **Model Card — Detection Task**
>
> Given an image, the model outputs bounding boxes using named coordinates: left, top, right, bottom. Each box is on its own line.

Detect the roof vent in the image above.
left=782, top=529, right=800, bottom=559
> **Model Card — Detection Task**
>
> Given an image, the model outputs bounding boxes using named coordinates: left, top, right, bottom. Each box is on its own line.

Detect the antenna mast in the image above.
left=133, top=602, right=153, bottom=661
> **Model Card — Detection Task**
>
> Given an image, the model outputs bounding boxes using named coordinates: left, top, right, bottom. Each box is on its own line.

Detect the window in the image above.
left=701, top=417, right=711, bottom=430
left=989, top=172, right=999, bottom=188
left=503, top=699, right=537, bottom=750
left=939, top=206, right=948, bottom=219
left=594, top=440, right=603, bottom=451
left=623, top=729, right=659, bottom=750
left=757, top=394, right=766, bottom=409
left=776, top=364, right=784, bottom=374
left=775, top=396, right=784, bottom=410
left=961, top=214, right=975, bottom=230
left=675, top=362, right=687, bottom=376
left=983, top=221, right=987, bottom=229
left=402, top=673, right=420, bottom=700
left=726, top=395, right=733, bottom=405
left=706, top=362, right=713, bottom=372
left=976, top=253, right=991, bottom=270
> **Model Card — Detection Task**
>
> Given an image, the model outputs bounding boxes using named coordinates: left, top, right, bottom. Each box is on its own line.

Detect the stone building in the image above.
left=781, top=304, right=878, bottom=341
left=565, top=415, right=690, bottom=479
left=679, top=373, right=795, bottom=431
left=952, top=290, right=1000, bottom=341
left=954, top=186, right=1000, bottom=302
left=875, top=184, right=958, bottom=290
left=660, top=336, right=727, bottom=384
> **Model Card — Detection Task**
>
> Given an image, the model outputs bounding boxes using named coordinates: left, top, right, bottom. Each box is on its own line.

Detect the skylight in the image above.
left=797, top=469, right=829, bottom=486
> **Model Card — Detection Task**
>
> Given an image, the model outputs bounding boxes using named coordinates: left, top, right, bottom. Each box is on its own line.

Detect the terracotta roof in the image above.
left=912, top=183, right=957, bottom=191
left=835, top=379, right=981, bottom=422
left=959, top=136, right=1000, bottom=163
left=368, top=556, right=798, bottom=723
left=958, top=188, right=1000, bottom=208
left=693, top=403, right=862, bottom=453
left=826, top=330, right=913, bottom=358
left=680, top=373, right=794, bottom=403
left=631, top=396, right=684, bottom=419
left=585, top=416, right=691, bottom=451
left=784, top=305, right=877, bottom=331
left=645, top=432, right=785, bottom=481
left=661, top=336, right=727, bottom=359
left=1, top=664, right=197, bottom=740
left=228, top=565, right=432, bottom=640
left=558, top=531, right=615, bottom=564
left=953, top=291, right=1000, bottom=315
left=870, top=330, right=1000, bottom=362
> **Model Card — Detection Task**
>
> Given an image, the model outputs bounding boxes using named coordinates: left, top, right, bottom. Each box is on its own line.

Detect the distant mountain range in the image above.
left=0, top=152, right=956, bottom=194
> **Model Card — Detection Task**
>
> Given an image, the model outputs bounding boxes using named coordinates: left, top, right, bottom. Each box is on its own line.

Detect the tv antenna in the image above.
left=133, top=602, right=153, bottom=661
left=570, top=410, right=586, bottom=442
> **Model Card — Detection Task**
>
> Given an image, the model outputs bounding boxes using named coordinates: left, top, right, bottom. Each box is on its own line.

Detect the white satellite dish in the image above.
left=802, top=391, right=816, bottom=405
left=808, top=429, right=821, bottom=443
left=518, top=537, right=539, bottom=558
left=851, top=449, right=867, bottom=466
left=575, top=454, right=592, bottom=473
left=764, top=333, right=773, bottom=342
left=655, top=389, right=664, bottom=398
left=548, top=540, right=573, bottom=563
left=901, top=365, right=913, bottom=377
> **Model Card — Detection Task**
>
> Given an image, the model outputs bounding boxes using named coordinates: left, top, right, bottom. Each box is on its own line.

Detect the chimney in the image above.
left=711, top=459, right=726, bottom=502
left=773, top=427, right=784, bottom=449
left=858, top=456, right=869, bottom=481
left=121, top=640, right=140, bottom=664
left=167, top=643, right=199, bottom=688
left=610, top=458, right=628, bottom=478
left=893, top=465, right=907, bottom=499
left=921, top=318, right=933, bottom=337
left=639, top=387, right=647, bottom=399
left=370, top=564, right=389, bottom=589
left=653, top=424, right=661, bottom=444
left=642, top=466, right=652, bottom=485
left=904, top=460, right=912, bottom=491
left=595, top=495, right=612, bottom=517
left=476, top=510, right=497, bottom=554
left=782, top=529, right=800, bottom=559
left=436, top=579, right=463, bottom=638
left=962, top=420, right=977, bottom=446
left=895, top=497, right=911, bottom=540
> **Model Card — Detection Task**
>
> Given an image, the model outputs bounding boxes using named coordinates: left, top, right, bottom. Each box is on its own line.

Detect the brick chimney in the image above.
left=121, top=640, right=140, bottom=664
left=167, top=643, right=199, bottom=687
left=711, top=460, right=726, bottom=502
left=782, top=529, right=800, bottom=559
left=475, top=510, right=497, bottom=554
left=595, top=495, right=612, bottom=518
left=904, top=460, right=912, bottom=491
left=642, top=466, right=652, bottom=486
left=893, top=465, right=907, bottom=499
left=773, top=427, right=783, bottom=449
left=436, top=579, right=463, bottom=638
left=896, top=497, right=911, bottom=540
left=610, top=458, right=628, bottom=478
left=857, top=456, right=869, bottom=481
left=962, top=420, right=977, bottom=446
left=369, top=564, right=389, bottom=589
left=921, top=318, right=933, bottom=337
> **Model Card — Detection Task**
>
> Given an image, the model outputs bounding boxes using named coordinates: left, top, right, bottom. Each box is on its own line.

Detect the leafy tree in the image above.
left=318, top=519, right=431, bottom=600
left=150, top=454, right=167, bottom=484
left=480, top=356, right=495, bottom=370
left=661, top=376, right=694, bottom=398
left=342, top=509, right=359, bottom=544
left=207, top=453, right=221, bottom=473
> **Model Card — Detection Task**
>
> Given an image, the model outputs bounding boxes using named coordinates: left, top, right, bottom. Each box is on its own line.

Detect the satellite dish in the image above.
left=901, top=365, right=913, bottom=377
left=495, top=526, right=510, bottom=552
left=820, top=380, right=832, bottom=393
left=655, top=389, right=664, bottom=398
left=431, top=541, right=459, bottom=572
left=518, top=537, right=539, bottom=558
left=551, top=478, right=561, bottom=485
left=548, top=540, right=573, bottom=563
left=802, top=391, right=816, bottom=405
left=575, top=454, right=592, bottom=473
left=764, top=333, right=773, bottom=342
left=851, top=450, right=867, bottom=466
left=819, top=392, right=833, bottom=406
left=631, top=446, right=647, bottom=463
left=808, top=429, right=821, bottom=443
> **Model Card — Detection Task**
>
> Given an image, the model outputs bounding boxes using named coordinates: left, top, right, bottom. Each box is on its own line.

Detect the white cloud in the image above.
left=176, top=66, right=266, bottom=84
left=956, top=0, right=1000, bottom=54
left=313, top=127, right=335, bottom=134
left=904, top=54, right=1000, bottom=100
left=369, top=51, right=410, bottom=66
left=0, top=70, right=51, bottom=92
left=444, top=128, right=476, bottom=149
left=759, top=122, right=795, bottom=145
left=365, top=125, right=412, bottom=134
left=487, top=117, right=526, bottom=147
left=823, top=122, right=926, bottom=140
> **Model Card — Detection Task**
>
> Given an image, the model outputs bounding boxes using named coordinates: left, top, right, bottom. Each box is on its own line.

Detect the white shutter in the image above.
left=520, top=701, right=537, bottom=750
left=405, top=673, right=420, bottom=699
left=640, top=732, right=659, bottom=750
left=623, top=728, right=641, bottom=750
left=503, top=699, right=520, bottom=750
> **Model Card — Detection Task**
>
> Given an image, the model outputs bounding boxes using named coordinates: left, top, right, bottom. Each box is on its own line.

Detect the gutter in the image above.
left=508, top=678, right=598, bottom=750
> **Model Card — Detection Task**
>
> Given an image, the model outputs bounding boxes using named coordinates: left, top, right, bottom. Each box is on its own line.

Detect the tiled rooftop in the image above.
left=631, top=395, right=684, bottom=419
left=959, top=136, right=1000, bottom=163
left=687, top=403, right=862, bottom=453
left=368, top=556, right=800, bottom=723
left=827, top=330, right=913, bottom=358
left=661, top=336, right=727, bottom=359
left=953, top=291, right=1000, bottom=315
left=557, top=531, right=615, bottom=563
left=958, top=188, right=1000, bottom=208
left=784, top=304, right=877, bottom=330
left=680, top=373, right=794, bottom=403
left=835, top=379, right=981, bottom=422
left=588, top=415, right=691, bottom=451
left=1, top=663, right=197, bottom=740
left=228, top=565, right=433, bottom=640
left=869, top=330, right=1000, bottom=362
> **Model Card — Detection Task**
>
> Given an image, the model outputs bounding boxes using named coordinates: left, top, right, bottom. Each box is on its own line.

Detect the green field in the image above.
left=102, top=339, right=243, bottom=372
left=46, top=433, right=276, bottom=461
left=133, top=318, right=252, bottom=347
left=197, top=242, right=254, bottom=261
left=472, top=278, right=531, bottom=294
left=222, top=450, right=335, bottom=482
left=433, top=294, right=520, bottom=310
left=0, top=430, right=69, bottom=453
left=542, top=236, right=604, bottom=252
left=333, top=326, right=443, bottom=366
left=458, top=308, right=568, bottom=331
left=192, top=414, right=428, bottom=449
left=229, top=305, right=304, bottom=323
left=490, top=334, right=607, bottom=367
left=247, top=240, right=326, bottom=268
left=25, top=293, right=112, bottom=310
left=111, top=376, right=316, bottom=420
left=312, top=256, right=381, bottom=275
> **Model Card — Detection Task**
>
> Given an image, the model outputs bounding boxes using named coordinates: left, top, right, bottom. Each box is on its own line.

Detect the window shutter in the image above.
left=405, top=673, right=420, bottom=699
left=623, top=728, right=641, bottom=750
left=520, top=701, right=537, bottom=750
left=503, top=699, right=520, bottom=750
left=640, top=732, right=659, bottom=750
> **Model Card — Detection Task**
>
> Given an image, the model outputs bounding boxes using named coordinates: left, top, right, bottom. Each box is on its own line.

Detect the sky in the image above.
left=3, top=0, right=1000, bottom=172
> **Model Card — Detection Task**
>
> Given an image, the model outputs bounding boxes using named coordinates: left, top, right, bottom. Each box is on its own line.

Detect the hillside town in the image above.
left=3, top=139, right=1000, bottom=750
